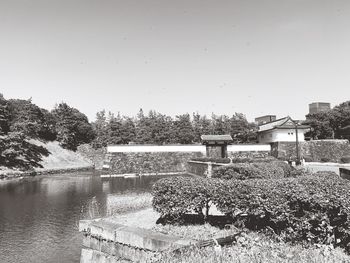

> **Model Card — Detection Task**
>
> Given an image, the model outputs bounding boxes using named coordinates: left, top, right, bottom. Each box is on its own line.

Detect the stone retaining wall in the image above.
left=79, top=218, right=194, bottom=262
left=109, top=152, right=204, bottom=174
left=187, top=161, right=227, bottom=177
left=271, top=140, right=350, bottom=162
left=106, top=144, right=270, bottom=175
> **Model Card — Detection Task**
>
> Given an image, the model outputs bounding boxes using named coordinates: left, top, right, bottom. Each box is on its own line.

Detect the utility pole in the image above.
left=295, top=121, right=301, bottom=165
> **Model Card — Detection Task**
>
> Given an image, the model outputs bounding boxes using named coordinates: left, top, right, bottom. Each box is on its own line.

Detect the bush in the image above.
left=152, top=176, right=220, bottom=221
left=272, top=160, right=293, bottom=177
left=321, top=157, right=331, bottom=163
left=213, top=172, right=350, bottom=251
left=341, top=156, right=350, bottom=164
left=230, top=156, right=277, bottom=163
left=212, top=162, right=285, bottom=180
left=152, top=172, right=350, bottom=251
left=190, top=157, right=231, bottom=164
left=287, top=167, right=312, bottom=177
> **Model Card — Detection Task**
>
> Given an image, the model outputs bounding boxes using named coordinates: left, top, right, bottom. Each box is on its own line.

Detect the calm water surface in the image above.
left=0, top=172, right=169, bottom=263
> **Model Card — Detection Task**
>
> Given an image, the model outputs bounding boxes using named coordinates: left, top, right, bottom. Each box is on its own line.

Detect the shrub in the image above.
left=152, top=172, right=350, bottom=251
left=230, top=156, right=277, bottom=163
left=152, top=176, right=220, bottom=221
left=341, top=156, right=350, bottom=164
left=321, top=157, right=331, bottom=163
left=287, top=167, right=312, bottom=177
left=272, top=160, right=293, bottom=177
left=212, top=162, right=285, bottom=180
left=190, top=157, right=231, bottom=164
left=213, top=172, right=350, bottom=251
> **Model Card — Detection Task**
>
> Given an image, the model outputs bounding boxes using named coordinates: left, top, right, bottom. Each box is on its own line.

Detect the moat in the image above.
left=0, top=172, right=168, bottom=263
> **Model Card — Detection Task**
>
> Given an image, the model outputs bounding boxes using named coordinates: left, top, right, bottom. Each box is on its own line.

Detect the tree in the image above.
left=172, top=114, right=194, bottom=144
left=52, top=102, right=94, bottom=151
left=120, top=117, right=136, bottom=144
left=7, top=99, right=57, bottom=140
left=304, top=111, right=333, bottom=140
left=329, top=101, right=350, bottom=139
left=0, top=132, right=50, bottom=169
left=107, top=113, right=123, bottom=145
left=192, top=113, right=213, bottom=142
left=229, top=113, right=255, bottom=143
left=91, top=110, right=108, bottom=148
left=135, top=110, right=173, bottom=144
left=0, top=94, right=10, bottom=135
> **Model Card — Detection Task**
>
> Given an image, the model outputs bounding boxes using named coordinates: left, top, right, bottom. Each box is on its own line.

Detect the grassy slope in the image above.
left=33, top=140, right=93, bottom=170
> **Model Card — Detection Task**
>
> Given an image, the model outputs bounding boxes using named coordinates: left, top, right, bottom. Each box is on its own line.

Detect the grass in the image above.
left=159, top=231, right=350, bottom=263
left=106, top=193, right=153, bottom=216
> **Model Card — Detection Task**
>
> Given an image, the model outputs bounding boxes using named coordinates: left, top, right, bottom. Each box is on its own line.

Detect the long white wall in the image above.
left=107, top=144, right=271, bottom=153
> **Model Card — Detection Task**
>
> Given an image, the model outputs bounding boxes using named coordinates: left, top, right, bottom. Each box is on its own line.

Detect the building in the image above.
left=257, top=116, right=310, bottom=144
left=255, top=115, right=276, bottom=125
left=309, top=102, right=331, bottom=114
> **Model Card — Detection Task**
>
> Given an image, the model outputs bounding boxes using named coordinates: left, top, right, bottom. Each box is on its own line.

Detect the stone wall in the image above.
left=106, top=144, right=271, bottom=175
left=271, top=140, right=350, bottom=162
left=77, top=144, right=106, bottom=170
left=109, top=152, right=204, bottom=174
left=187, top=161, right=226, bottom=177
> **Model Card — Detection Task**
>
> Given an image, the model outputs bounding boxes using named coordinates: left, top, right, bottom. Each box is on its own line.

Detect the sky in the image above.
left=0, top=0, right=349, bottom=122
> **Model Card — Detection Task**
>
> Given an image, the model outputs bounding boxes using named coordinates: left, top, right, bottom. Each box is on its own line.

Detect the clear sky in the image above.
left=0, top=0, right=349, bottom=122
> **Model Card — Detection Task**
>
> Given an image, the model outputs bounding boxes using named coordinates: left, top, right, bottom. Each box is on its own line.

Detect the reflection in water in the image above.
left=0, top=172, right=174, bottom=263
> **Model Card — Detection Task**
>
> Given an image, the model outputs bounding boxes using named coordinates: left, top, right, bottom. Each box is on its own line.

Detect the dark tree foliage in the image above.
left=7, top=99, right=57, bottom=141
left=304, top=111, right=333, bottom=139
left=0, top=132, right=50, bottom=170
left=91, top=110, right=109, bottom=148
left=91, top=109, right=257, bottom=147
left=304, top=100, right=350, bottom=140
left=135, top=110, right=173, bottom=145
left=107, top=113, right=123, bottom=145
left=330, top=101, right=350, bottom=140
left=172, top=114, right=194, bottom=144
left=52, top=102, right=94, bottom=151
left=0, top=94, right=10, bottom=135
left=120, top=116, right=136, bottom=144
left=192, top=112, right=212, bottom=143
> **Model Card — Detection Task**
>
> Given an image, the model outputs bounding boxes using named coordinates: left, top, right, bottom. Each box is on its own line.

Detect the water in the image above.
left=0, top=171, right=170, bottom=263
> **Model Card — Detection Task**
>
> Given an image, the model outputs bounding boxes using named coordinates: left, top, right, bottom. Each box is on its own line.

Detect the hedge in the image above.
left=230, top=156, right=277, bottom=163
left=190, top=157, right=231, bottom=164
left=214, top=172, right=350, bottom=250
left=152, top=176, right=221, bottom=221
left=152, top=173, right=350, bottom=251
left=212, top=162, right=285, bottom=180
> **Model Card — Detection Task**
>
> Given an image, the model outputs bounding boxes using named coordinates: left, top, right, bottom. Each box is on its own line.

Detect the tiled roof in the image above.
left=258, top=116, right=310, bottom=132
left=200, top=134, right=233, bottom=142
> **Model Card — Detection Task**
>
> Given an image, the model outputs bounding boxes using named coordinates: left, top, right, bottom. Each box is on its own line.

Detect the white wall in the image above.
left=107, top=145, right=206, bottom=153
left=107, top=144, right=271, bottom=153
left=258, top=129, right=306, bottom=144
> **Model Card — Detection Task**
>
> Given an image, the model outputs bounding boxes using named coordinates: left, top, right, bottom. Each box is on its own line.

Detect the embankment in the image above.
left=0, top=140, right=95, bottom=181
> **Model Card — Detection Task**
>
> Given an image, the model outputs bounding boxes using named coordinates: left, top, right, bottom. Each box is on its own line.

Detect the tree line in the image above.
left=1, top=91, right=349, bottom=170
left=91, top=109, right=258, bottom=148
left=304, top=101, right=350, bottom=140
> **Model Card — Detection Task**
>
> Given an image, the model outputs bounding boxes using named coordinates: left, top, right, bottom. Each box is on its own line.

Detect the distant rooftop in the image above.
left=200, top=134, right=233, bottom=144
left=258, top=116, right=310, bottom=132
